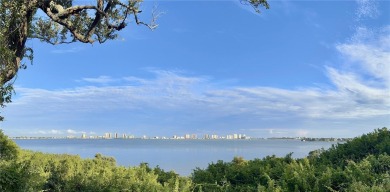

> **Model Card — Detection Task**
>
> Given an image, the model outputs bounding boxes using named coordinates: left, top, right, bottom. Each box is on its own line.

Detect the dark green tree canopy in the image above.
left=0, top=0, right=269, bottom=120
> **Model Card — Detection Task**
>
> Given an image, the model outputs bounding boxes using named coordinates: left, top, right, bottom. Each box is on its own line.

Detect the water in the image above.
left=14, top=139, right=338, bottom=176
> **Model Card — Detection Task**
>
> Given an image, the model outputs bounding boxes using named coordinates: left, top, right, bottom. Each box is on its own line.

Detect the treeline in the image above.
left=0, top=128, right=389, bottom=191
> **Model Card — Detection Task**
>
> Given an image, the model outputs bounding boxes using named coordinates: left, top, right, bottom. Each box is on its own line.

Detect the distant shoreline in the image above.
left=11, top=136, right=352, bottom=142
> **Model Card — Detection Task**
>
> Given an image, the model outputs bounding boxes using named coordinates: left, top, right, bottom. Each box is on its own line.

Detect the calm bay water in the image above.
left=14, top=139, right=338, bottom=176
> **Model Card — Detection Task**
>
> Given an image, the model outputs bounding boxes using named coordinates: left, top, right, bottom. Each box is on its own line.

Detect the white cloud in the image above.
left=6, top=25, right=390, bottom=127
left=296, top=129, right=309, bottom=137
left=67, top=129, right=85, bottom=135
left=81, top=76, right=118, bottom=84
left=36, top=129, right=63, bottom=135
left=356, top=0, right=379, bottom=19
left=336, top=40, right=390, bottom=85
left=268, top=129, right=289, bottom=135
left=8, top=38, right=390, bottom=123
left=3, top=25, right=390, bottom=137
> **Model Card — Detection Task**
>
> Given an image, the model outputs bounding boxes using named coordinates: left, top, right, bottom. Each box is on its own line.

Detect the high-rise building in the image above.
left=81, top=133, right=86, bottom=139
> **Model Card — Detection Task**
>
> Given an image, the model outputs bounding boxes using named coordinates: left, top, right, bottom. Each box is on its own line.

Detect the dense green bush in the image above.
left=191, top=128, right=390, bottom=192
left=0, top=130, right=19, bottom=160
left=311, top=128, right=390, bottom=167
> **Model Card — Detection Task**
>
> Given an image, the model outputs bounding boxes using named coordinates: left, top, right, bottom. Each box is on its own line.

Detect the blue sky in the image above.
left=1, top=0, right=389, bottom=138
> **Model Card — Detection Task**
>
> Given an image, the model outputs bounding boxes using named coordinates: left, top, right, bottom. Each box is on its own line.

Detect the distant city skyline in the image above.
left=12, top=130, right=250, bottom=140
left=2, top=0, right=389, bottom=138
left=12, top=131, right=353, bottom=141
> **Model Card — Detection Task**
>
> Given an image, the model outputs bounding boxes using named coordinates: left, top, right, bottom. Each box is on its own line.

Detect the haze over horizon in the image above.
left=1, top=0, right=389, bottom=138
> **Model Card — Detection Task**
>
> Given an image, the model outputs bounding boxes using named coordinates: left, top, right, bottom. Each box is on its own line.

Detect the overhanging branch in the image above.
left=37, top=0, right=157, bottom=44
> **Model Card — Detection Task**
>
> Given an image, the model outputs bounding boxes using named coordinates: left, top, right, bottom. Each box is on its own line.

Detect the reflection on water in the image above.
left=14, top=139, right=338, bottom=176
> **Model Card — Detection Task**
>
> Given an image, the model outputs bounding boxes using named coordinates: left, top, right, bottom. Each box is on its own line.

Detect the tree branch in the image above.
left=29, top=34, right=75, bottom=45
left=41, top=3, right=94, bottom=43
left=85, top=0, right=104, bottom=40
left=37, top=0, right=153, bottom=44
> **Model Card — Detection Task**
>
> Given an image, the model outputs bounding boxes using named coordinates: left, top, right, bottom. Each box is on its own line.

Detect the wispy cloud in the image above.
left=67, top=129, right=86, bottom=135
left=6, top=25, right=389, bottom=136
left=356, top=0, right=379, bottom=19
left=51, top=46, right=85, bottom=54
left=35, top=129, right=63, bottom=135
left=27, top=129, right=86, bottom=136
left=81, top=76, right=118, bottom=84
left=337, top=27, right=390, bottom=86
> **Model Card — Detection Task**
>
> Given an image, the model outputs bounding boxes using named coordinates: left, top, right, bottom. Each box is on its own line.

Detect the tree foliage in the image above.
left=312, top=127, right=390, bottom=167
left=0, top=129, right=19, bottom=160
left=0, top=149, right=192, bottom=191
left=0, top=0, right=270, bottom=120
left=191, top=128, right=390, bottom=192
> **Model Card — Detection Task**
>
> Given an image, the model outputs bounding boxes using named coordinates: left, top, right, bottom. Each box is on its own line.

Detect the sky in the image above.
left=1, top=0, right=389, bottom=138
